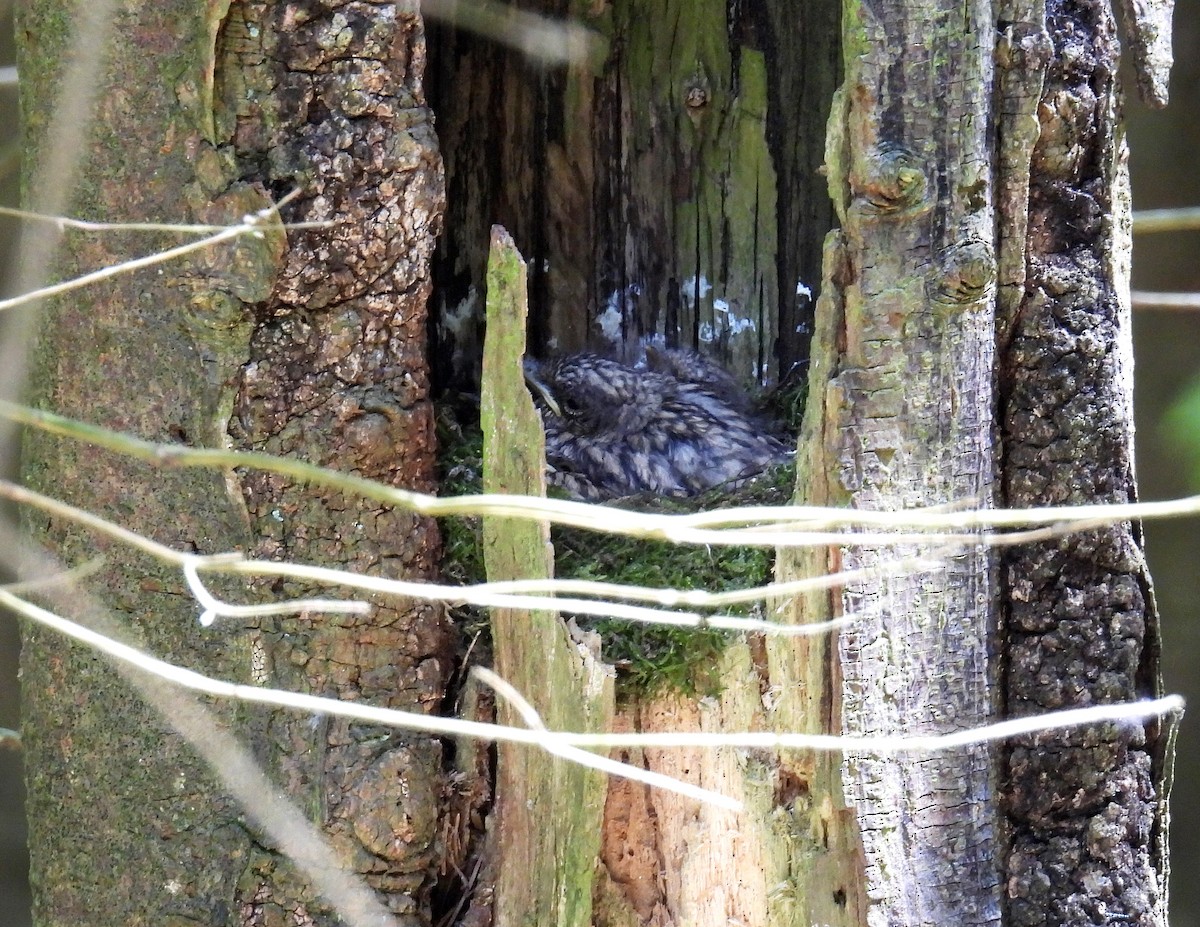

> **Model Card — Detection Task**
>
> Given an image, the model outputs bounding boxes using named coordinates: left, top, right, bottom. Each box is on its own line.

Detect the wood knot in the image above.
left=929, top=238, right=996, bottom=309
left=854, top=146, right=928, bottom=216
left=683, top=72, right=711, bottom=128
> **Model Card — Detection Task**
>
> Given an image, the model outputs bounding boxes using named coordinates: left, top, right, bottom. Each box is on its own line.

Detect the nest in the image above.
left=436, top=396, right=797, bottom=697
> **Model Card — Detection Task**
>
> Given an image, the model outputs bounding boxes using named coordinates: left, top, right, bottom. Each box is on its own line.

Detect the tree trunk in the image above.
left=998, top=1, right=1168, bottom=924
left=793, top=0, right=1170, bottom=923
left=19, top=1, right=447, bottom=925
left=788, top=0, right=1002, bottom=921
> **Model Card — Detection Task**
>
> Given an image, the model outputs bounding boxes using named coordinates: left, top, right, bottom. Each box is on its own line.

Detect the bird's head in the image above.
left=524, top=354, right=661, bottom=438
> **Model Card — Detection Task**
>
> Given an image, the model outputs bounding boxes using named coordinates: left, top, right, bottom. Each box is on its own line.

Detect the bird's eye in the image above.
left=560, top=396, right=584, bottom=418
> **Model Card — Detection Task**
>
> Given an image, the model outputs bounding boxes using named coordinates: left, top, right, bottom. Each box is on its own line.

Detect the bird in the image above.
left=523, top=349, right=792, bottom=501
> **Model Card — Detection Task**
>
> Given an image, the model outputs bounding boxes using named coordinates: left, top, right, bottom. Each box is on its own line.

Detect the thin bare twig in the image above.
left=0, top=526, right=403, bottom=927
left=419, top=0, right=601, bottom=64
left=0, top=478, right=901, bottom=638
left=5, top=403, right=1199, bottom=541
left=2, top=589, right=737, bottom=809
left=0, top=203, right=333, bottom=234
left=473, top=667, right=739, bottom=810
left=3, top=587, right=1182, bottom=757
left=1132, top=206, right=1200, bottom=234
left=0, top=192, right=304, bottom=313
left=1131, top=290, right=1200, bottom=310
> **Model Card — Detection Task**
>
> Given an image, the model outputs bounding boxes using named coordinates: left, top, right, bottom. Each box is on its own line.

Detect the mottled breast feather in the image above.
left=524, top=351, right=791, bottom=501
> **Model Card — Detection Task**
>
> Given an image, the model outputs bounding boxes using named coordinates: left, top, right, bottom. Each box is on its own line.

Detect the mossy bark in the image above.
left=480, top=228, right=613, bottom=927
left=19, top=2, right=447, bottom=925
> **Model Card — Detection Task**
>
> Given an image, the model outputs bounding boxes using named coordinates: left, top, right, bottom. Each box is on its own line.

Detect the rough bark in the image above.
left=998, top=0, right=1169, bottom=923
left=20, top=1, right=447, bottom=925
left=792, top=0, right=1003, bottom=923
left=427, top=0, right=838, bottom=387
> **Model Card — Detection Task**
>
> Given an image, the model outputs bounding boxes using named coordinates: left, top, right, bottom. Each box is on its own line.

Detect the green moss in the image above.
left=436, top=400, right=488, bottom=585
left=553, top=463, right=793, bottom=697
left=839, top=0, right=870, bottom=66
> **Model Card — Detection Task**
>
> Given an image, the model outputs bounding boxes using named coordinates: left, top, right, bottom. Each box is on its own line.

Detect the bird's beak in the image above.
left=522, top=359, right=561, bottom=416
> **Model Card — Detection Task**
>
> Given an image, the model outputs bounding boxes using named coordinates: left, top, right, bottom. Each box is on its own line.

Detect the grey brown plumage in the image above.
left=644, top=346, right=755, bottom=413
left=524, top=352, right=791, bottom=501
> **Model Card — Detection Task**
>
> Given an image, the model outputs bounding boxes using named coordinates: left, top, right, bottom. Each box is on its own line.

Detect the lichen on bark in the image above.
left=795, top=0, right=1004, bottom=922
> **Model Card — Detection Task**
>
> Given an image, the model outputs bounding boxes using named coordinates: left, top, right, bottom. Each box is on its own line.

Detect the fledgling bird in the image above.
left=643, top=345, right=756, bottom=413
left=524, top=350, right=791, bottom=501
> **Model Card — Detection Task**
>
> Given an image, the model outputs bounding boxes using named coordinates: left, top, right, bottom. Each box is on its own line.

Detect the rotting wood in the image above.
left=428, top=1, right=839, bottom=389
left=481, top=225, right=614, bottom=927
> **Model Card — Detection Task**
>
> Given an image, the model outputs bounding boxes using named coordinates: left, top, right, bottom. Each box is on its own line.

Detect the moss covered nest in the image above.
left=435, top=386, right=800, bottom=698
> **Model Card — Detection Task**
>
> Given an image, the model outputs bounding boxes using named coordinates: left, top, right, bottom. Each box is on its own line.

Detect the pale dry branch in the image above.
left=0, top=0, right=117, bottom=414
left=182, top=559, right=371, bottom=627
left=474, top=667, right=740, bottom=810
left=0, top=479, right=901, bottom=638
left=0, top=202, right=333, bottom=235
left=1132, top=206, right=1200, bottom=233
left=5, top=403, right=1199, bottom=543
left=4, top=586, right=1182, bottom=757
left=0, top=191, right=305, bottom=313
left=419, top=0, right=601, bottom=64
left=1132, top=290, right=1200, bottom=310
left=4, top=476, right=1102, bottom=640
left=559, top=697, right=1185, bottom=752
left=0, top=528, right=404, bottom=927
left=0, top=555, right=106, bottom=593
left=1, top=588, right=736, bottom=809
